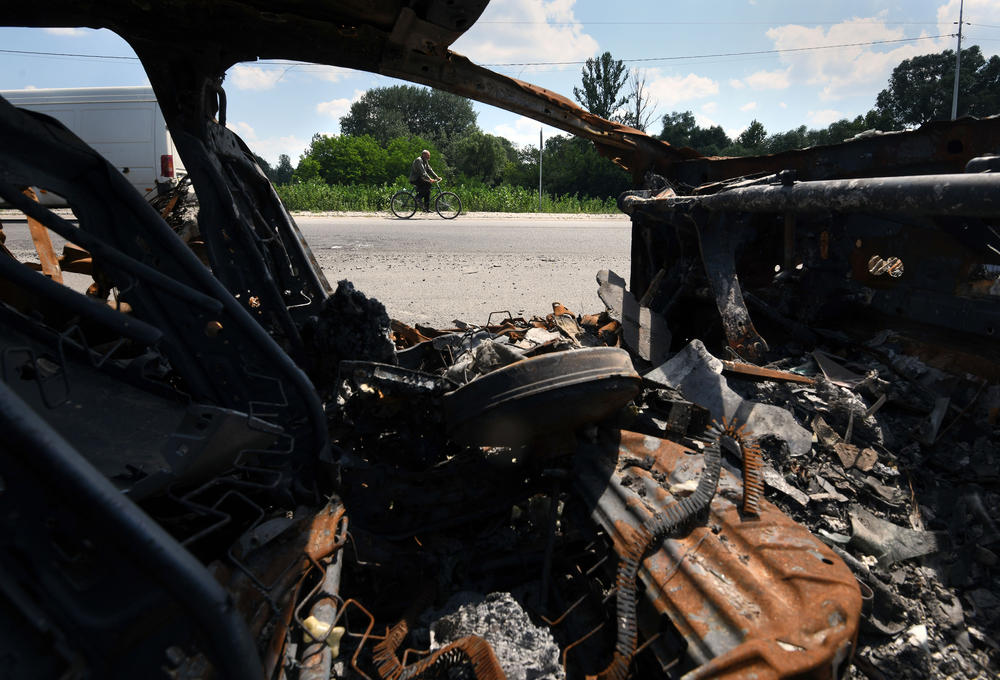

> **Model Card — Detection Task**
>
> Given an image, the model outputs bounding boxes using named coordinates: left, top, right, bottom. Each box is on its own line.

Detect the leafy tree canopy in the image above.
left=273, top=154, right=294, bottom=185
left=658, top=111, right=731, bottom=155
left=385, top=135, right=448, bottom=181
left=573, top=52, right=629, bottom=120
left=540, top=135, right=630, bottom=200
left=252, top=153, right=272, bottom=180
left=296, top=133, right=387, bottom=185
left=450, top=131, right=510, bottom=184
left=874, top=45, right=1000, bottom=127
left=292, top=133, right=445, bottom=185
left=736, top=119, right=767, bottom=151
left=339, top=85, right=478, bottom=146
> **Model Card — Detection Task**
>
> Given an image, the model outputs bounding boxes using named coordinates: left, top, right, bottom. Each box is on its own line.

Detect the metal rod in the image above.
left=0, top=183, right=224, bottom=312
left=783, top=211, right=795, bottom=272
left=0, top=254, right=163, bottom=346
left=951, top=0, right=964, bottom=120
left=622, top=172, right=1000, bottom=218
left=539, top=128, right=543, bottom=212
left=0, top=382, right=264, bottom=679
left=22, top=187, right=62, bottom=283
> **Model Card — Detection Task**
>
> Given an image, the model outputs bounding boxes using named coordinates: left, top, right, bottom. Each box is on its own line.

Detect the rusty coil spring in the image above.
left=598, top=431, right=723, bottom=680
left=712, top=418, right=764, bottom=518
left=374, top=619, right=506, bottom=680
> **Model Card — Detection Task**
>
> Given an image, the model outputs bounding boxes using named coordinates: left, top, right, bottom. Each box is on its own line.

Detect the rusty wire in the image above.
left=560, top=621, right=605, bottom=674
left=373, top=617, right=505, bottom=680
left=710, top=418, right=764, bottom=518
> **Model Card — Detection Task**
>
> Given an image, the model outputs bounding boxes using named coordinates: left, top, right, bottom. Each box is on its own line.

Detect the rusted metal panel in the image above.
left=720, top=361, right=816, bottom=385
left=576, top=431, right=862, bottom=678
left=22, top=186, right=62, bottom=283
left=672, top=116, right=1000, bottom=186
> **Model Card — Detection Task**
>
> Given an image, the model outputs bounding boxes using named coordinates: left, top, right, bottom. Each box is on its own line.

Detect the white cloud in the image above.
left=42, top=27, right=88, bottom=37
left=765, top=12, right=952, bottom=100
left=701, top=101, right=718, bottom=114
left=316, top=98, right=353, bottom=119
left=694, top=113, right=720, bottom=129
left=779, top=102, right=787, bottom=109
left=492, top=115, right=563, bottom=147
left=742, top=68, right=791, bottom=91
left=316, top=90, right=366, bottom=128
left=645, top=71, right=719, bottom=108
left=227, top=120, right=308, bottom=165
left=450, top=0, right=598, bottom=70
left=808, top=109, right=845, bottom=126
left=938, top=0, right=1000, bottom=58
left=309, top=65, right=351, bottom=83
left=227, top=121, right=255, bottom=138
left=229, top=64, right=284, bottom=91
left=729, top=79, right=746, bottom=90
left=740, top=101, right=757, bottom=112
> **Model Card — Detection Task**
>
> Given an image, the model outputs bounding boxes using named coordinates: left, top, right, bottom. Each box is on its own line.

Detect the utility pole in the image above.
left=538, top=128, right=543, bottom=213
left=951, top=0, right=964, bottom=120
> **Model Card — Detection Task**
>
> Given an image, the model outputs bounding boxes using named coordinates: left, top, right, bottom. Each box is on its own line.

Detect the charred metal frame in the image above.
left=622, top=168, right=1000, bottom=360
left=1, top=1, right=996, bottom=678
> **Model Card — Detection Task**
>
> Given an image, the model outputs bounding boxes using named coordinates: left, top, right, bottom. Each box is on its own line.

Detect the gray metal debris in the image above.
left=643, top=339, right=813, bottom=455
left=597, top=269, right=671, bottom=364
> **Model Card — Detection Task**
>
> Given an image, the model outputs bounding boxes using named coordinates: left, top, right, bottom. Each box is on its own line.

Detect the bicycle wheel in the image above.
left=435, top=191, right=461, bottom=219
left=390, top=190, right=417, bottom=218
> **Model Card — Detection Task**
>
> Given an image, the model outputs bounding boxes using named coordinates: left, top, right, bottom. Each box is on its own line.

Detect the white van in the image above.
left=0, top=85, right=185, bottom=204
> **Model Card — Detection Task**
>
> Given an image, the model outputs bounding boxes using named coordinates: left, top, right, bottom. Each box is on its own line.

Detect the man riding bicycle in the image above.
left=409, top=149, right=440, bottom=212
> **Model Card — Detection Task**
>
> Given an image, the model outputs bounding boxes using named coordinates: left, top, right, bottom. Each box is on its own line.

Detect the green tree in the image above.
left=252, top=153, right=273, bottom=180
left=293, top=156, right=321, bottom=183
left=339, top=85, right=478, bottom=146
left=501, top=144, right=542, bottom=189
left=874, top=45, right=1000, bottom=127
left=736, top=119, right=766, bottom=151
left=449, top=131, right=509, bottom=184
left=273, top=154, right=294, bottom=185
left=573, top=52, right=629, bottom=120
left=658, top=111, right=731, bottom=155
left=299, top=133, right=388, bottom=185
left=540, top=135, right=630, bottom=200
left=385, top=136, right=445, bottom=181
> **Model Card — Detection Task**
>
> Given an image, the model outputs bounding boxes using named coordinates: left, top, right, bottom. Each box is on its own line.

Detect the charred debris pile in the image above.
left=2, top=91, right=999, bottom=680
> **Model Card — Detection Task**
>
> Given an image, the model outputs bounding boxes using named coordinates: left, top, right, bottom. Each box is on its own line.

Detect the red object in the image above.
left=160, top=154, right=174, bottom=178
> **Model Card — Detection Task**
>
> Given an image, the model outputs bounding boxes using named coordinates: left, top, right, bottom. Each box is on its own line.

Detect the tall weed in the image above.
left=276, top=179, right=620, bottom=214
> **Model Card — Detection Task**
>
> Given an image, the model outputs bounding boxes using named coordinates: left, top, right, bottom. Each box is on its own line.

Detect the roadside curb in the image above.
left=290, top=211, right=629, bottom=220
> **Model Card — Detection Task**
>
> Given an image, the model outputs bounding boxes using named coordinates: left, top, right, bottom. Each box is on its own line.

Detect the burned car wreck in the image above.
left=1, top=2, right=998, bottom=679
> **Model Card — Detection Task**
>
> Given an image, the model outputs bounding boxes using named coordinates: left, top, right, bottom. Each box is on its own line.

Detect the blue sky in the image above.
left=3, top=0, right=999, bottom=164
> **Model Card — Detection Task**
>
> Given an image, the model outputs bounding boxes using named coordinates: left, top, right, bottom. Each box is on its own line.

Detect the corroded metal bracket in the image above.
left=696, top=212, right=769, bottom=363
left=575, top=431, right=861, bottom=678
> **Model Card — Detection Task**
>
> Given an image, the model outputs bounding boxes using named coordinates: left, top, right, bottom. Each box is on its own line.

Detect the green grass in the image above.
left=275, top=179, right=620, bottom=214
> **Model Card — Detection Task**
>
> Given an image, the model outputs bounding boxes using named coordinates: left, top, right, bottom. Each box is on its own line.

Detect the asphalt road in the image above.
left=297, top=213, right=631, bottom=327
left=1, top=212, right=632, bottom=328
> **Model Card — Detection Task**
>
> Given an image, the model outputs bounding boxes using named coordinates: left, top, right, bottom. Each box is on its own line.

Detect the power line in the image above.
left=479, top=20, right=941, bottom=26
left=483, top=34, right=955, bottom=67
left=0, top=47, right=137, bottom=61
left=0, top=32, right=961, bottom=69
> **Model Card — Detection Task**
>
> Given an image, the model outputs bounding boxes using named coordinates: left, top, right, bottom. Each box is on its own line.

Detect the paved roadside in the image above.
left=290, top=211, right=629, bottom=220
left=2, top=209, right=628, bottom=222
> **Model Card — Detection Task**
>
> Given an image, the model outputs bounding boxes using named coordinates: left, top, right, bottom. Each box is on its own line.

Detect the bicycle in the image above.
left=390, top=182, right=462, bottom=219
